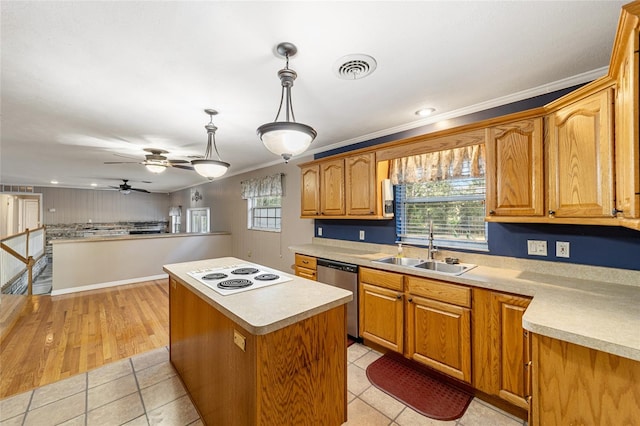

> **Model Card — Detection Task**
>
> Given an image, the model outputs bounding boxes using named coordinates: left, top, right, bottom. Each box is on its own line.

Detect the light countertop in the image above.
left=163, top=257, right=352, bottom=336
left=51, top=231, right=231, bottom=244
left=289, top=242, right=640, bottom=362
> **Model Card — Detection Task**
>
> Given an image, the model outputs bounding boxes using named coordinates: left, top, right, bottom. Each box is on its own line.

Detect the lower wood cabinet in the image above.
left=294, top=253, right=317, bottom=280
left=473, top=289, right=531, bottom=410
left=532, top=334, right=640, bottom=426
left=406, top=276, right=472, bottom=383
left=406, top=294, right=471, bottom=383
left=359, top=267, right=404, bottom=353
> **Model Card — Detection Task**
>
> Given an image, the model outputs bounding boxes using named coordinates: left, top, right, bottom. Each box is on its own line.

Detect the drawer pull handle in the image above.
left=302, top=260, right=308, bottom=264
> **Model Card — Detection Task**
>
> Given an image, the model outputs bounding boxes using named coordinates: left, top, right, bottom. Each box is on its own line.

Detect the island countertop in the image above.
left=163, top=257, right=353, bottom=336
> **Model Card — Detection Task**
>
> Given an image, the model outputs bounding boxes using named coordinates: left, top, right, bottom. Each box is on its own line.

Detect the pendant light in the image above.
left=257, top=42, right=317, bottom=163
left=191, top=109, right=230, bottom=179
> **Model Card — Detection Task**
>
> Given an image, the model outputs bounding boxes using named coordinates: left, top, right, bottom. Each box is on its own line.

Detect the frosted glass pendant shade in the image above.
left=257, top=122, right=316, bottom=162
left=192, top=159, right=230, bottom=179
left=145, top=163, right=167, bottom=174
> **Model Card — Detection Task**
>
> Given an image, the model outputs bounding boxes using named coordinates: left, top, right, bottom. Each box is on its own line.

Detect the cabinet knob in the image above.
left=408, top=297, right=413, bottom=303
left=396, top=294, right=403, bottom=300
left=612, top=208, right=624, bottom=216
left=548, top=210, right=556, bottom=216
left=488, top=210, right=496, bottom=215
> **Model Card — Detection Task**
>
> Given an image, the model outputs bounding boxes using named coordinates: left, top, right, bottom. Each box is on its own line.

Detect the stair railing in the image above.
left=1, top=226, right=46, bottom=295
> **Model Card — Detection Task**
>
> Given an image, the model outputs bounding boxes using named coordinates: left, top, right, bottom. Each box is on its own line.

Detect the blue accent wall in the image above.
left=311, top=85, right=640, bottom=271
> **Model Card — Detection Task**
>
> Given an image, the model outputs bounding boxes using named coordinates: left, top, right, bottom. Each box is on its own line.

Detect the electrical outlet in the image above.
left=556, top=241, right=570, bottom=258
left=318, top=227, right=322, bottom=236
left=233, top=329, right=246, bottom=352
left=527, top=240, right=548, bottom=256
left=359, top=230, right=365, bottom=240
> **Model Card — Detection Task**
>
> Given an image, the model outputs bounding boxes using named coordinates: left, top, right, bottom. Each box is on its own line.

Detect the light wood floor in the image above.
left=0, top=279, right=169, bottom=399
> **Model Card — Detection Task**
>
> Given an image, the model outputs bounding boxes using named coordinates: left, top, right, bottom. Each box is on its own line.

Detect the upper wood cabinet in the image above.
left=486, top=118, right=544, bottom=217
left=346, top=153, right=377, bottom=216
left=299, top=153, right=391, bottom=219
left=300, top=164, right=320, bottom=216
left=612, top=7, right=640, bottom=221
left=319, top=159, right=345, bottom=216
left=546, top=88, right=615, bottom=218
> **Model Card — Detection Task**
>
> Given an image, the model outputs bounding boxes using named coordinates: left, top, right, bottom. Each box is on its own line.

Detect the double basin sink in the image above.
left=372, top=256, right=476, bottom=276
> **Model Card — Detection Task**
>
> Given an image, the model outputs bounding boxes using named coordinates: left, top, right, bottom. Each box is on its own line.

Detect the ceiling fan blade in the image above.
left=172, top=164, right=195, bottom=171
left=131, top=188, right=150, bottom=193
left=114, top=153, right=141, bottom=160
left=108, top=185, right=120, bottom=189
left=168, top=159, right=189, bottom=164
left=104, top=161, right=140, bottom=164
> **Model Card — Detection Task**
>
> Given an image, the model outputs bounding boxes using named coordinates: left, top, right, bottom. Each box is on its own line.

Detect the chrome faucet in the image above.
left=428, top=220, right=438, bottom=260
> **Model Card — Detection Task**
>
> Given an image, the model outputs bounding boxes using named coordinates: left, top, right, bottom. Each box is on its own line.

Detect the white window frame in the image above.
left=247, top=195, right=282, bottom=232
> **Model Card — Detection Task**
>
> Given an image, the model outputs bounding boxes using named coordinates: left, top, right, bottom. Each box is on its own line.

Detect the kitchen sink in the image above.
left=413, top=260, right=475, bottom=275
left=373, top=256, right=476, bottom=276
left=373, top=256, right=424, bottom=267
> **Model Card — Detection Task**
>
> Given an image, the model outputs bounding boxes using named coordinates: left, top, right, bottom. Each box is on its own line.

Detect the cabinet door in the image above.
left=346, top=153, right=377, bottom=216
left=359, top=282, right=404, bottom=353
left=547, top=89, right=615, bottom=217
left=473, top=289, right=531, bottom=410
left=406, top=295, right=471, bottom=383
left=300, top=164, right=320, bottom=217
left=614, top=27, right=640, bottom=219
left=486, top=118, right=544, bottom=217
left=320, top=159, right=345, bottom=216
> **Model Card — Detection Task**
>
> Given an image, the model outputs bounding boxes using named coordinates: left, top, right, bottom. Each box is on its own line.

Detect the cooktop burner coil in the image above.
left=254, top=273, right=279, bottom=281
left=217, top=279, right=253, bottom=289
left=202, top=272, right=228, bottom=280
left=231, top=267, right=260, bottom=275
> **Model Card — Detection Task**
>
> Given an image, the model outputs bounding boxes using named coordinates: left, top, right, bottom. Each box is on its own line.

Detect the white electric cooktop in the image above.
left=187, top=263, right=292, bottom=296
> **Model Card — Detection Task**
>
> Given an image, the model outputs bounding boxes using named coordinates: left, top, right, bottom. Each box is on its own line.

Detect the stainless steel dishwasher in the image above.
left=316, top=258, right=359, bottom=338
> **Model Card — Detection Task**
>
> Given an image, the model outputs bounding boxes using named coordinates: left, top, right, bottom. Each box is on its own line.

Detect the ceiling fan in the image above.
left=109, top=179, right=150, bottom=194
left=104, top=148, right=194, bottom=174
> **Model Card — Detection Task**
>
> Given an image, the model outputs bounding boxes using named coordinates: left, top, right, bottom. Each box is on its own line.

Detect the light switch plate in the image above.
left=527, top=240, right=548, bottom=256
left=318, top=227, right=322, bottom=236
left=359, top=230, right=365, bottom=240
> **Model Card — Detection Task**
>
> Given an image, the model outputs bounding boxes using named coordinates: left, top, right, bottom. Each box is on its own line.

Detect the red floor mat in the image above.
left=366, top=352, right=473, bottom=421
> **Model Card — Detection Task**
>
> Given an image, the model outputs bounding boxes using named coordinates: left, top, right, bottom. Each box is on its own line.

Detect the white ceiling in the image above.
left=0, top=1, right=626, bottom=193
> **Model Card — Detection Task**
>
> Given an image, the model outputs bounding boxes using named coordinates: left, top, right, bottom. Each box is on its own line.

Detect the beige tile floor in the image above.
left=0, top=343, right=526, bottom=426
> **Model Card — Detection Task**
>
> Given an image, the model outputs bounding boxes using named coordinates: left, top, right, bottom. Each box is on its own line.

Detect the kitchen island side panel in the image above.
left=169, top=275, right=347, bottom=425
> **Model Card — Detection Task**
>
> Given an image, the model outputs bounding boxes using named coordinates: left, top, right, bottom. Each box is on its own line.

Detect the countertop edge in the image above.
left=290, top=243, right=640, bottom=362
left=51, top=232, right=231, bottom=244
left=164, top=258, right=352, bottom=336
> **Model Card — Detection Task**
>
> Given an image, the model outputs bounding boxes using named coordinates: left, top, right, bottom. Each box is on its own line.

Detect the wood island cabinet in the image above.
left=546, top=87, right=615, bottom=218
left=359, top=267, right=404, bottom=353
left=300, top=164, right=320, bottom=216
left=473, top=289, right=531, bottom=411
left=405, top=276, right=472, bottom=383
left=485, top=117, right=544, bottom=217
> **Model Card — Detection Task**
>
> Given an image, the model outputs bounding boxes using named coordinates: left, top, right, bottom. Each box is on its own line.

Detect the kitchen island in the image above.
left=163, top=257, right=352, bottom=426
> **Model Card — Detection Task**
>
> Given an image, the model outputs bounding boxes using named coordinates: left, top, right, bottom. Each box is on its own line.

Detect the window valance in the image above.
left=241, top=173, right=283, bottom=199
left=389, top=144, right=485, bottom=185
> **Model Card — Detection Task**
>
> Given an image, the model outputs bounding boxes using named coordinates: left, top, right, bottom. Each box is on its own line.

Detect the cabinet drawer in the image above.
left=295, top=254, right=317, bottom=270
left=360, top=267, right=404, bottom=291
left=295, top=266, right=317, bottom=281
left=406, top=276, right=471, bottom=308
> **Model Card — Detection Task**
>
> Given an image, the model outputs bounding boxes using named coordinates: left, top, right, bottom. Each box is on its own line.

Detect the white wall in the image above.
left=169, top=156, right=315, bottom=272
left=37, top=186, right=170, bottom=224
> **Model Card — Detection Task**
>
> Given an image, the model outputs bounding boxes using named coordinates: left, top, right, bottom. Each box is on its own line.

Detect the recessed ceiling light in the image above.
left=90, top=183, right=98, bottom=187
left=415, top=108, right=436, bottom=117
left=50, top=180, right=59, bottom=184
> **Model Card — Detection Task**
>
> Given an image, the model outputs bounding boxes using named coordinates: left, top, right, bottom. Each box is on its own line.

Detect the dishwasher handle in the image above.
left=317, top=258, right=358, bottom=274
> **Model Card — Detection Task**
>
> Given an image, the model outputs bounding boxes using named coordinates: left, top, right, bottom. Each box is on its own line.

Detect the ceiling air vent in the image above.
left=334, top=54, right=377, bottom=80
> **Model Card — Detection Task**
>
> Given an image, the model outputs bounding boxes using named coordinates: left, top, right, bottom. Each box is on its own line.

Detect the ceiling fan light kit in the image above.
left=191, top=109, right=230, bottom=180
left=257, top=42, right=317, bottom=163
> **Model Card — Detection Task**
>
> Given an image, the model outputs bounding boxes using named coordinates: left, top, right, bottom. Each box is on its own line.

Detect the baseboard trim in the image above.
left=51, top=274, right=168, bottom=295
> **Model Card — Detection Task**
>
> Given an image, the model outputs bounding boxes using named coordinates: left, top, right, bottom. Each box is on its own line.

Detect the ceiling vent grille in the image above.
left=334, top=54, right=377, bottom=80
